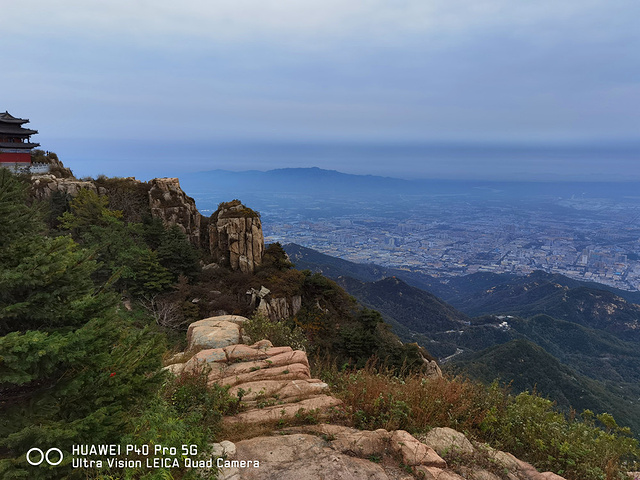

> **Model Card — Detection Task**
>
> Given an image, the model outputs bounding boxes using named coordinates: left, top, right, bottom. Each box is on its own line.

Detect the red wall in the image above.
left=0, top=152, right=31, bottom=163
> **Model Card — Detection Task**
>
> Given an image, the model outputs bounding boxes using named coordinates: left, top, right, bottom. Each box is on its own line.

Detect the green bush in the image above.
left=215, top=199, right=260, bottom=219
left=317, top=361, right=639, bottom=480
left=484, top=392, right=639, bottom=480
left=92, top=367, right=239, bottom=480
left=244, top=313, right=308, bottom=351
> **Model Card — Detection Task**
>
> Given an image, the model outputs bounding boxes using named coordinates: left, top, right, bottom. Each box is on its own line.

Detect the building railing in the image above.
left=0, top=162, right=51, bottom=174
left=30, top=162, right=51, bottom=174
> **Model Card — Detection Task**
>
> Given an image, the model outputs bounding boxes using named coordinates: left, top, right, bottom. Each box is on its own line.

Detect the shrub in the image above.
left=91, top=366, right=239, bottom=479
left=485, top=393, right=639, bottom=480
left=315, top=361, right=639, bottom=480
left=215, top=199, right=260, bottom=219
left=243, top=313, right=308, bottom=351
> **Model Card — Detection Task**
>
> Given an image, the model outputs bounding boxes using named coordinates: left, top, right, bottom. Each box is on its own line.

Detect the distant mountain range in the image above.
left=180, top=166, right=640, bottom=201
left=283, top=242, right=640, bottom=436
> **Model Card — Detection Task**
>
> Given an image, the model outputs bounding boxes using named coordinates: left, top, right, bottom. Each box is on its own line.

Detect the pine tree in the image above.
left=0, top=171, right=164, bottom=479
left=156, top=225, right=201, bottom=281
left=59, top=188, right=173, bottom=297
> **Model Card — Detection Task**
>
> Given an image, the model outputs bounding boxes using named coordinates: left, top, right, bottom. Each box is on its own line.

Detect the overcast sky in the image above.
left=2, top=1, right=639, bottom=179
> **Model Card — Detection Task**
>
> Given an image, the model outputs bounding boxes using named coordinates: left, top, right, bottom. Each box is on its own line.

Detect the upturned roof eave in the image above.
left=0, top=111, right=29, bottom=124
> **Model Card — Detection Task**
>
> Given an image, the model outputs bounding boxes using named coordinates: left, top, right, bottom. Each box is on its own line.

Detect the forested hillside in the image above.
left=284, top=242, right=640, bottom=440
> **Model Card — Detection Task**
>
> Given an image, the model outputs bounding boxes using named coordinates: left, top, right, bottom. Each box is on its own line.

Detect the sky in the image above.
left=2, top=1, right=639, bottom=180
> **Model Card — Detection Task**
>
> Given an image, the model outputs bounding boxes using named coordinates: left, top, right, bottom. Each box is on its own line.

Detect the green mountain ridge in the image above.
left=284, top=243, right=640, bottom=341
left=284, top=243, right=640, bottom=437
left=449, top=339, right=640, bottom=435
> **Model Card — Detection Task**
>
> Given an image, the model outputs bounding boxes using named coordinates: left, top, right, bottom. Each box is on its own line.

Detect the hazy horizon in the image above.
left=49, top=138, right=640, bottom=182
left=3, top=1, right=639, bottom=182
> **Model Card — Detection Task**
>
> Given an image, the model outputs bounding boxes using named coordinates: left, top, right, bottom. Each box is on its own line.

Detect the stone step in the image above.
left=223, top=395, right=343, bottom=426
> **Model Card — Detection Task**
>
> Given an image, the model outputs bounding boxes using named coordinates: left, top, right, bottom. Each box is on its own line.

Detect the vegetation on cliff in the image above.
left=0, top=170, right=165, bottom=478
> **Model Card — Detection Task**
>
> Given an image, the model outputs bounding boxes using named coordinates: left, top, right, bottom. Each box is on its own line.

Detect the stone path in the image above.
left=165, top=315, right=342, bottom=426
left=166, top=316, right=570, bottom=480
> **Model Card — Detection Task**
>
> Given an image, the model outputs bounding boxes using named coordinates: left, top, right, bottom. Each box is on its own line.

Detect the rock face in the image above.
left=148, top=177, right=201, bottom=246
left=210, top=200, right=264, bottom=273
left=30, top=175, right=101, bottom=199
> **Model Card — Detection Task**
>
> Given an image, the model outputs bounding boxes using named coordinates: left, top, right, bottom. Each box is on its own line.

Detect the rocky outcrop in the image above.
left=30, top=166, right=266, bottom=272
left=212, top=424, right=569, bottom=480
left=210, top=200, right=264, bottom=273
left=424, top=358, right=443, bottom=378
left=166, top=315, right=340, bottom=425
left=30, top=175, right=102, bottom=200
left=148, top=177, right=201, bottom=246
left=169, top=316, right=567, bottom=480
left=256, top=296, right=302, bottom=321
left=247, top=286, right=302, bottom=321
left=30, top=174, right=205, bottom=248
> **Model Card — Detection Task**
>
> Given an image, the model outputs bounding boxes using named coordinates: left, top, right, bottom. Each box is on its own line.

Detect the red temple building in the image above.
left=0, top=111, right=40, bottom=171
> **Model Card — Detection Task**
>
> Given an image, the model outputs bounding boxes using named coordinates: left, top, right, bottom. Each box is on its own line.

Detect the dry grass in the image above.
left=315, top=358, right=506, bottom=437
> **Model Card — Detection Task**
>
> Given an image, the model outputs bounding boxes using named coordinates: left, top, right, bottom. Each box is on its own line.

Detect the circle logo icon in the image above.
left=26, top=448, right=63, bottom=466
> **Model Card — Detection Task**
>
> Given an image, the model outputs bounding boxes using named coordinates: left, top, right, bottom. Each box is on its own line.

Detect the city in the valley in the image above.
left=193, top=184, right=640, bottom=292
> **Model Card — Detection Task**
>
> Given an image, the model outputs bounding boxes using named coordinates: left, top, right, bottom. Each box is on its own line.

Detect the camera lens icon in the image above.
left=26, top=448, right=64, bottom=466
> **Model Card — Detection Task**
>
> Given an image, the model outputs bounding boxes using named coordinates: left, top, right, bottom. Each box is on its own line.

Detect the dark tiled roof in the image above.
left=0, top=111, right=29, bottom=124
left=0, top=124, right=37, bottom=136
left=0, top=142, right=40, bottom=149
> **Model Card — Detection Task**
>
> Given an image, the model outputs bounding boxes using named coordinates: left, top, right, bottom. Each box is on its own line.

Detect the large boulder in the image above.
left=186, top=317, right=246, bottom=350
left=391, top=430, right=447, bottom=468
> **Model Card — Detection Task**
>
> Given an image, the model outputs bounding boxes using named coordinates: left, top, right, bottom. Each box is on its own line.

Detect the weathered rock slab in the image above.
left=422, top=427, right=475, bottom=456
left=222, top=434, right=391, bottom=480
left=330, top=428, right=391, bottom=458
left=391, top=430, right=447, bottom=468
left=228, top=379, right=328, bottom=403
left=217, top=362, right=311, bottom=387
left=223, top=395, right=342, bottom=425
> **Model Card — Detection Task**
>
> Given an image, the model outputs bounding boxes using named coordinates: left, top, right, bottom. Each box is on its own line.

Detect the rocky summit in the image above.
left=166, top=316, right=571, bottom=480
left=31, top=174, right=265, bottom=274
